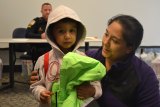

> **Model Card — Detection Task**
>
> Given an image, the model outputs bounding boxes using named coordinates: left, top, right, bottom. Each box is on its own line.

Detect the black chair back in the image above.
left=12, top=28, right=29, bottom=52
left=13, top=28, right=26, bottom=38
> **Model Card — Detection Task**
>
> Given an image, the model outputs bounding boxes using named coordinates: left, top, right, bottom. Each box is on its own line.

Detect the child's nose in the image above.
left=65, top=32, right=71, bottom=38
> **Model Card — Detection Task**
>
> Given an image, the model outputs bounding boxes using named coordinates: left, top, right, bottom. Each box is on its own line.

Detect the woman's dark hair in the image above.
left=108, top=14, right=144, bottom=52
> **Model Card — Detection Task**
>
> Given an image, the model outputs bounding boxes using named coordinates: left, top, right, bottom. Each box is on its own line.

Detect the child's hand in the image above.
left=40, top=90, right=53, bottom=103
left=76, top=82, right=95, bottom=100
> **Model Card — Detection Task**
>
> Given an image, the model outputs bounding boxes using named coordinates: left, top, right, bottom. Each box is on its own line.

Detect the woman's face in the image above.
left=102, top=21, right=132, bottom=62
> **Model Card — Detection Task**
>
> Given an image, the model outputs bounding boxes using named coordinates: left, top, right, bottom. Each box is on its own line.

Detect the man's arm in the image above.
left=26, top=18, right=42, bottom=38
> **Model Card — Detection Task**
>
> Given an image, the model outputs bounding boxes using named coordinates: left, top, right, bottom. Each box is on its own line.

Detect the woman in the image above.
left=82, top=14, right=160, bottom=107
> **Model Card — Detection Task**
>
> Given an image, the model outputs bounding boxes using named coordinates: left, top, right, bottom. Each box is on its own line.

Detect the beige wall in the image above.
left=0, top=0, right=160, bottom=47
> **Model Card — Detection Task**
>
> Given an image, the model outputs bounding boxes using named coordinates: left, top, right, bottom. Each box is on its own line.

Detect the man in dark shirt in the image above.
left=25, top=3, right=52, bottom=63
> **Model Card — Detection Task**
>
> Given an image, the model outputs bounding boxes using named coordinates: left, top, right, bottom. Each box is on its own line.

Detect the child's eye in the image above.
left=70, top=29, right=77, bottom=33
left=58, top=30, right=65, bottom=33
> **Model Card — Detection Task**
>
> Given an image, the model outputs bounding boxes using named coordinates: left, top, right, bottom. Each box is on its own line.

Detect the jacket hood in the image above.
left=45, top=5, right=86, bottom=54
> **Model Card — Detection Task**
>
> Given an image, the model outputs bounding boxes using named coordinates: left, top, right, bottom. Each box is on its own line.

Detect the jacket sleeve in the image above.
left=90, top=81, right=102, bottom=99
left=26, top=18, right=42, bottom=38
left=30, top=56, right=46, bottom=101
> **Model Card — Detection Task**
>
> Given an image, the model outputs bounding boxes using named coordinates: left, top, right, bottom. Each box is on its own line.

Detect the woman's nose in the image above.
left=103, top=36, right=110, bottom=45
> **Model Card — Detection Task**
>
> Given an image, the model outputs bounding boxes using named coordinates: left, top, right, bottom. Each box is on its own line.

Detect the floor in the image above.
left=0, top=72, right=39, bottom=107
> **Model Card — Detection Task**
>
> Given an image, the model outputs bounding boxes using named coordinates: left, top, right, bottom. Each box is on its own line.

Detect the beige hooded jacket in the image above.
left=30, top=5, right=102, bottom=107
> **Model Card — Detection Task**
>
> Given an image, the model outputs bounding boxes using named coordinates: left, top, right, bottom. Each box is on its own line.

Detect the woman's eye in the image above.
left=111, top=38, right=119, bottom=44
left=105, top=32, right=108, bottom=36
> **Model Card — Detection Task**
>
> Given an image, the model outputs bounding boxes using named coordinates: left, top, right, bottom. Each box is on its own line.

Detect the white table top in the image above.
left=0, top=37, right=101, bottom=43
left=0, top=37, right=102, bottom=48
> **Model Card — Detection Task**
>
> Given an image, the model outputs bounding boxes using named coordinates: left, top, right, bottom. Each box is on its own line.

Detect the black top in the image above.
left=26, top=17, right=47, bottom=38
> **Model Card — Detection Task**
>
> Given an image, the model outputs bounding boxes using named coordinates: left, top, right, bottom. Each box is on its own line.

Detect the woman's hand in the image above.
left=30, top=70, right=39, bottom=84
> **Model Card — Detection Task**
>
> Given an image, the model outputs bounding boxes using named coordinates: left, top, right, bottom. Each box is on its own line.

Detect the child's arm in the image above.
left=30, top=56, right=48, bottom=102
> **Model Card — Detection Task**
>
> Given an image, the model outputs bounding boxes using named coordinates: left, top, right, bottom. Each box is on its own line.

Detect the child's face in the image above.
left=52, top=21, right=77, bottom=52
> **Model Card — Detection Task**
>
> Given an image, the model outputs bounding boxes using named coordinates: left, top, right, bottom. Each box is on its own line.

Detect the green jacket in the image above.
left=51, top=52, right=106, bottom=107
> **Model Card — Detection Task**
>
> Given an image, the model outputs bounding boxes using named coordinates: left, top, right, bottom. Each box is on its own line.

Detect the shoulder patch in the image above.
left=27, top=20, right=36, bottom=28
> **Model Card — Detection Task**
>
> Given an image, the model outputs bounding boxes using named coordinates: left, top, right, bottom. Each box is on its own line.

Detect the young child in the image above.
left=30, top=5, right=102, bottom=107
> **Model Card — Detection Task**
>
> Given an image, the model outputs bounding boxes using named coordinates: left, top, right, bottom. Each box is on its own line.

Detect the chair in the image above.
left=12, top=27, right=32, bottom=84
left=13, top=28, right=26, bottom=38
left=12, top=28, right=31, bottom=63
left=12, top=28, right=28, bottom=52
